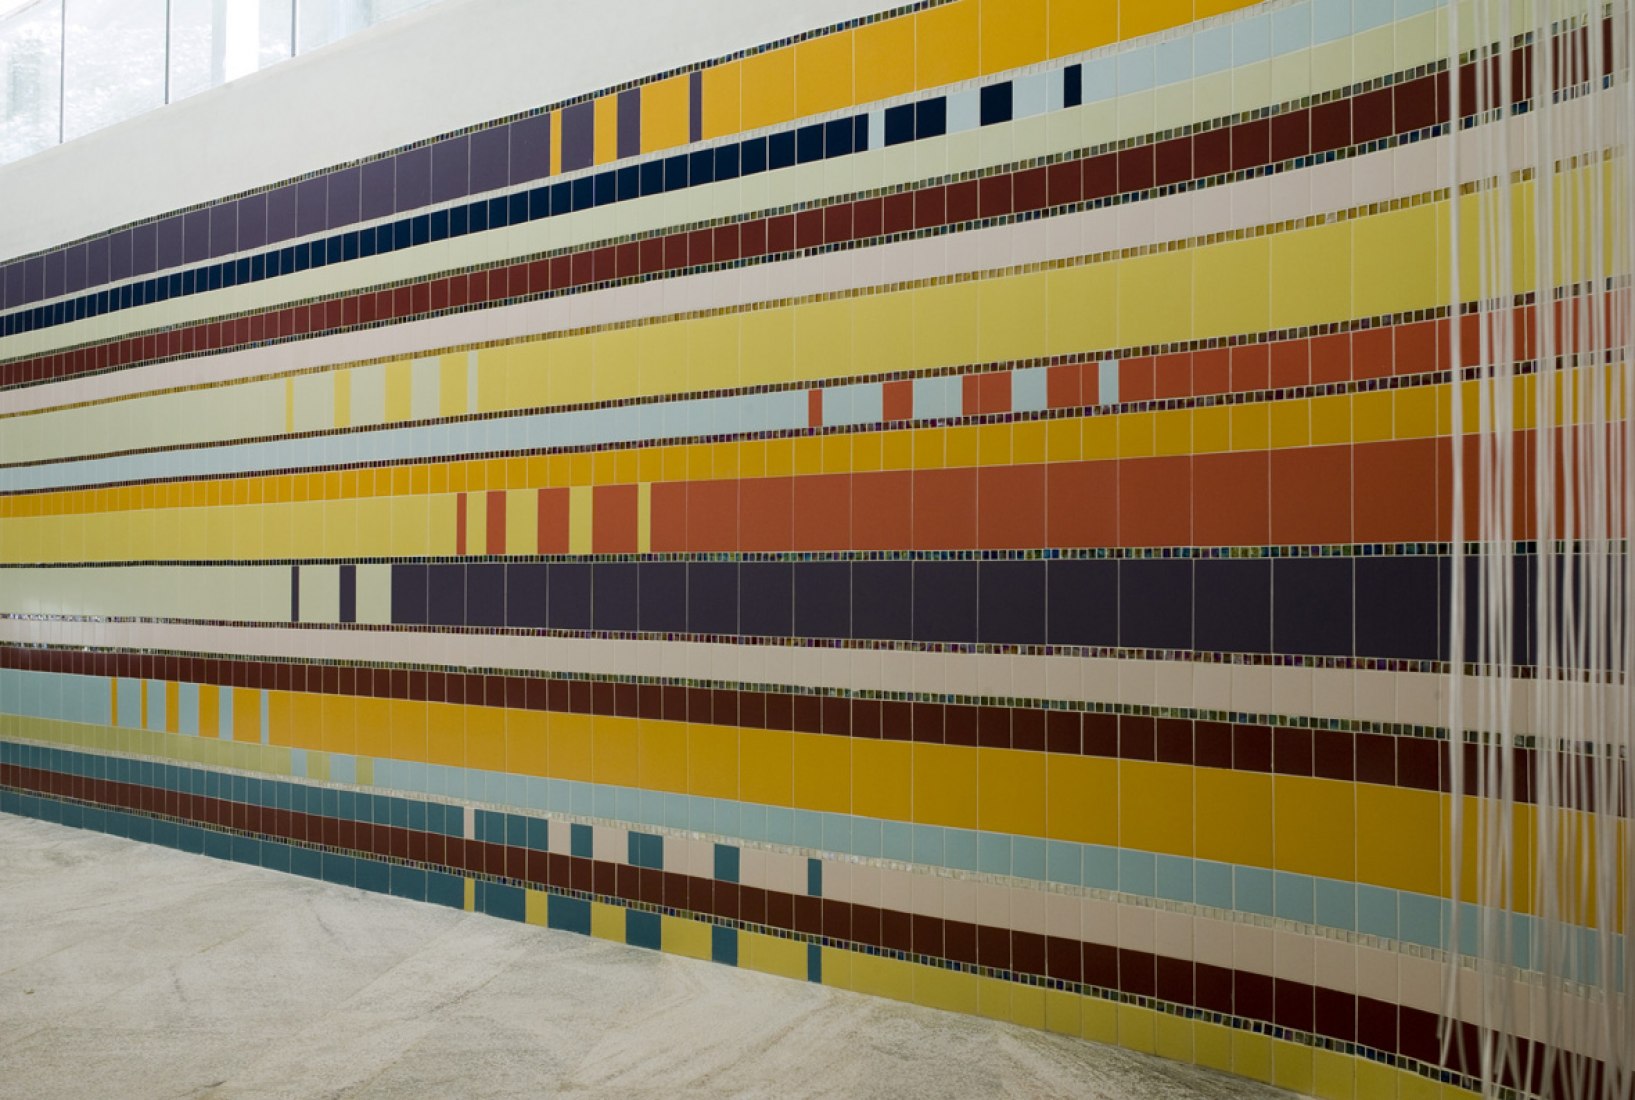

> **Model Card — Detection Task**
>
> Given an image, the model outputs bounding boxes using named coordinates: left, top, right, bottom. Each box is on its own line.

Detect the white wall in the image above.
left=0, top=0, right=895, bottom=261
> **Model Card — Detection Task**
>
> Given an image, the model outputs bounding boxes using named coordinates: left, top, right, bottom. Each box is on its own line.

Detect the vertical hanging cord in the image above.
left=1618, top=0, right=1635, bottom=1088
left=1446, top=0, right=1468, bottom=1072
left=1447, top=2, right=1635, bottom=1095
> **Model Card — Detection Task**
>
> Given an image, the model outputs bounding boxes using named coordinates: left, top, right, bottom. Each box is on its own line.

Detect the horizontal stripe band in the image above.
left=4, top=648, right=1623, bottom=813
left=0, top=749, right=1619, bottom=1089
left=0, top=550, right=1565, bottom=663
left=0, top=615, right=1469, bottom=732
left=0, top=63, right=1452, bottom=350
left=0, top=128, right=1459, bottom=385
left=3, top=683, right=1614, bottom=912
left=0, top=313, right=1471, bottom=482
left=8, top=34, right=1618, bottom=381
left=10, top=718, right=1622, bottom=951
left=1, top=0, right=1286, bottom=306
left=11, top=103, right=1593, bottom=425
left=0, top=348, right=1475, bottom=496
left=5, top=0, right=1464, bottom=333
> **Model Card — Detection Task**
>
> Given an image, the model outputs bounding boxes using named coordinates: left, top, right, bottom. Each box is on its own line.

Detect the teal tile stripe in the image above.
left=3, top=735, right=1603, bottom=980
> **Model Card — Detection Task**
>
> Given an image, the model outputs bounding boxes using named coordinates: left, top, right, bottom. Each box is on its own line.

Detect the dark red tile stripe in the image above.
left=1, top=758, right=1608, bottom=1095
left=9, top=19, right=1622, bottom=391
left=6, top=643, right=1620, bottom=811
left=0, top=71, right=1456, bottom=388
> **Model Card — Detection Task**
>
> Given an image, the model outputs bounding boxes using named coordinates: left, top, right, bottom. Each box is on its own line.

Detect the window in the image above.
left=62, top=0, right=167, bottom=141
left=0, top=0, right=61, bottom=164
left=0, top=0, right=443, bottom=167
left=168, top=0, right=292, bottom=103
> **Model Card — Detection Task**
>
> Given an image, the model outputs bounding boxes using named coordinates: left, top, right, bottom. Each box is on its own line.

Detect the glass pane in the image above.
left=0, top=0, right=63, bottom=166
left=294, top=0, right=367, bottom=54
left=167, top=0, right=214, bottom=101
left=61, top=0, right=165, bottom=142
left=257, top=0, right=291, bottom=70
left=363, top=0, right=438, bottom=22
left=169, top=0, right=292, bottom=104
left=295, top=0, right=436, bottom=55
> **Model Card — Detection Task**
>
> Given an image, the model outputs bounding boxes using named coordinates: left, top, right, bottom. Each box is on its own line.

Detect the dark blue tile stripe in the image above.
left=0, top=75, right=1070, bottom=336
left=382, top=554, right=1487, bottom=661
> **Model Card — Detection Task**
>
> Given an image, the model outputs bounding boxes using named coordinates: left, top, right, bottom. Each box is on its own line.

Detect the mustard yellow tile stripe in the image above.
left=0, top=382, right=1472, bottom=563
left=12, top=362, right=1624, bottom=565
left=529, top=880, right=1478, bottom=1099
left=0, top=187, right=1461, bottom=463
left=13, top=177, right=1583, bottom=492
left=9, top=150, right=1613, bottom=460
left=653, top=0, right=1266, bottom=155
left=6, top=705, right=1613, bottom=917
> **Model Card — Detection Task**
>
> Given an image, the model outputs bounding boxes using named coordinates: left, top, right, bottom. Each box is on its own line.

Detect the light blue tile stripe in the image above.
left=0, top=669, right=106, bottom=725
left=144, top=679, right=166, bottom=731
left=116, top=678, right=141, bottom=728
left=7, top=732, right=1622, bottom=978
left=1097, top=359, right=1119, bottom=404
left=946, top=87, right=979, bottom=133
left=176, top=681, right=200, bottom=735
left=1013, top=71, right=1049, bottom=118
left=1012, top=366, right=1048, bottom=412
left=360, top=753, right=1529, bottom=954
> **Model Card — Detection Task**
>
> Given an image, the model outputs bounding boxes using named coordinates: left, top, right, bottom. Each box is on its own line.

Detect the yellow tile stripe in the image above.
left=551, top=891, right=1475, bottom=1098
left=2, top=194, right=1456, bottom=446
left=0, top=374, right=1541, bottom=565
left=820, top=941, right=1476, bottom=1099
left=267, top=694, right=1629, bottom=908
left=1, top=702, right=1618, bottom=929
left=646, top=0, right=1266, bottom=156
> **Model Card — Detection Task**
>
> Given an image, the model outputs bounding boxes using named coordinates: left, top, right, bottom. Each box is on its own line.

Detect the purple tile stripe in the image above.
left=510, top=113, right=550, bottom=184
left=617, top=88, right=642, bottom=160
left=561, top=101, right=595, bottom=173
left=431, top=135, right=470, bottom=204
left=688, top=70, right=703, bottom=143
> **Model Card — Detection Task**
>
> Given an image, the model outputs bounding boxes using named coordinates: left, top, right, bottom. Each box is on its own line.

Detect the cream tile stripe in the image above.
left=0, top=131, right=1444, bottom=432
left=0, top=5, right=1467, bottom=368
left=6, top=76, right=1611, bottom=429
left=0, top=614, right=1455, bottom=730
left=0, top=0, right=1446, bottom=344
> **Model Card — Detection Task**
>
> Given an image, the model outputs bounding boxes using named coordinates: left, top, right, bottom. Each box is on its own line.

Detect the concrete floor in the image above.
left=0, top=812, right=1293, bottom=1099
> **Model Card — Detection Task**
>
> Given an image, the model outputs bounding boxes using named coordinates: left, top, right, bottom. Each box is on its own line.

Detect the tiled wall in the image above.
left=0, top=2, right=1595, bottom=1097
